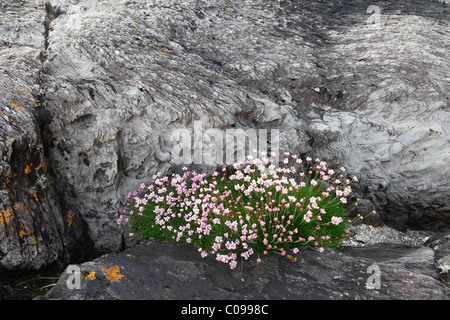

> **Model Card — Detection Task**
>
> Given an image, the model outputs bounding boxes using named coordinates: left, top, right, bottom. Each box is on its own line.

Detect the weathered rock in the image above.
left=427, top=230, right=450, bottom=289
left=344, top=224, right=434, bottom=247
left=1, top=0, right=449, bottom=274
left=38, top=239, right=445, bottom=300
left=0, top=0, right=92, bottom=273
left=36, top=0, right=449, bottom=259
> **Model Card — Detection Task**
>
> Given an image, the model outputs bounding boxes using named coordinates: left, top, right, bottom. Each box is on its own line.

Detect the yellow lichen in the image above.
left=85, top=271, right=96, bottom=280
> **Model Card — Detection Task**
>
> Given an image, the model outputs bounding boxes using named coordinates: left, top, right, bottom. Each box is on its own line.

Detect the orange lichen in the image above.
left=25, top=164, right=32, bottom=174
left=106, top=266, right=124, bottom=282
left=0, top=209, right=14, bottom=225
left=13, top=87, right=39, bottom=107
left=19, top=229, right=27, bottom=238
left=31, top=190, right=39, bottom=202
left=98, top=265, right=124, bottom=282
left=66, top=212, right=73, bottom=229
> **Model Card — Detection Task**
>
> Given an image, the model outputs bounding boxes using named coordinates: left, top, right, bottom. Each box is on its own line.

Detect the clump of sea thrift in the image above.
left=118, top=152, right=361, bottom=269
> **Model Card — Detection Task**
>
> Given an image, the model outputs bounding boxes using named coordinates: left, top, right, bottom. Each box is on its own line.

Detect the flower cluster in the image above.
left=118, top=152, right=360, bottom=269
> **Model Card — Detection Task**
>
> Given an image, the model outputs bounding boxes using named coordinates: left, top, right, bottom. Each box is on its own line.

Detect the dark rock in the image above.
left=0, top=283, right=34, bottom=300
left=38, top=239, right=445, bottom=300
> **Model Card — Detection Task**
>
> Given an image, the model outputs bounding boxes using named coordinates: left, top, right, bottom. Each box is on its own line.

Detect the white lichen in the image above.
left=437, top=256, right=450, bottom=274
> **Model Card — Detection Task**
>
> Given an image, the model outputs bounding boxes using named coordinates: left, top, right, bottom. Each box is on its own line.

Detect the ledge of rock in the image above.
left=37, top=232, right=447, bottom=300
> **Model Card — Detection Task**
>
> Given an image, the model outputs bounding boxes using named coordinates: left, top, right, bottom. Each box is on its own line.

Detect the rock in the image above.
left=427, top=230, right=450, bottom=290
left=1, top=0, right=449, bottom=273
left=38, top=239, right=445, bottom=300
left=37, top=0, right=449, bottom=260
left=344, top=224, right=434, bottom=247
left=0, top=0, right=92, bottom=273
left=0, top=283, right=34, bottom=300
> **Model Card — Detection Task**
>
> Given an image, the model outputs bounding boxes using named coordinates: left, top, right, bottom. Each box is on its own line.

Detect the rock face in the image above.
left=38, top=238, right=446, bottom=300
left=0, top=0, right=92, bottom=273
left=0, top=0, right=449, bottom=276
left=41, top=0, right=450, bottom=253
left=427, top=230, right=450, bottom=283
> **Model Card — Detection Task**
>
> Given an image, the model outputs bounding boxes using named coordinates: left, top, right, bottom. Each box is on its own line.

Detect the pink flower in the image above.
left=318, top=247, right=324, bottom=253
left=331, top=216, right=343, bottom=225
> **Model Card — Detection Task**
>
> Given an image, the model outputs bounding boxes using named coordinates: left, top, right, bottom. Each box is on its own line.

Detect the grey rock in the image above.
left=38, top=239, right=446, bottom=300
left=0, top=0, right=93, bottom=272
left=38, top=0, right=449, bottom=258
left=344, top=224, right=434, bottom=247
left=1, top=0, right=449, bottom=273
left=427, top=230, right=450, bottom=284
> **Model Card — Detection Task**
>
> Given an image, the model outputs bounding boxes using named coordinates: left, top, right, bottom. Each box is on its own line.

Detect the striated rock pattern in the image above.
left=0, top=0, right=449, bottom=275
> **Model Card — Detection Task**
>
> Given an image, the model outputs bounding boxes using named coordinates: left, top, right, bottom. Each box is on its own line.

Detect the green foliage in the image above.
left=118, top=153, right=362, bottom=269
